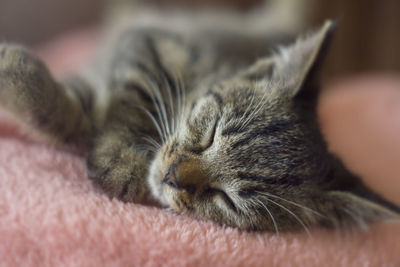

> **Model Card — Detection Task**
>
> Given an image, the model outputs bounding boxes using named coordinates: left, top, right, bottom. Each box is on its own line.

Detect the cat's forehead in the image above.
left=210, top=78, right=288, bottom=109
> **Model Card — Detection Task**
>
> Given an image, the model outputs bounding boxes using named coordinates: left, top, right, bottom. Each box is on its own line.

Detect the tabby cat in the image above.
left=0, top=8, right=398, bottom=233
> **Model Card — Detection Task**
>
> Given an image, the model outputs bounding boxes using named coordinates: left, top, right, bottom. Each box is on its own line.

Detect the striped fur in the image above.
left=0, top=17, right=398, bottom=232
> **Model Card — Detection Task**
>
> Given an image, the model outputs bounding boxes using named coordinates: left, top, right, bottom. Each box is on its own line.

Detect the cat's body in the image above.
left=0, top=7, right=398, bottom=232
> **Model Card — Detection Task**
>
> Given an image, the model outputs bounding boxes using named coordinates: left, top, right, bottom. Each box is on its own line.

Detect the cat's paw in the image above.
left=0, top=44, right=56, bottom=118
left=87, top=141, right=150, bottom=203
left=0, top=44, right=41, bottom=68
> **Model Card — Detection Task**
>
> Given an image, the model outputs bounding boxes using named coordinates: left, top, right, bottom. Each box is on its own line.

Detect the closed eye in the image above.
left=189, top=118, right=218, bottom=154
left=203, top=187, right=238, bottom=213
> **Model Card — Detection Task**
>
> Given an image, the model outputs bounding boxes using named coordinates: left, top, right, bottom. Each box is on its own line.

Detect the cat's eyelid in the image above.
left=206, top=185, right=238, bottom=213
left=214, top=189, right=238, bottom=213
left=190, top=117, right=219, bottom=154
left=200, top=117, right=219, bottom=149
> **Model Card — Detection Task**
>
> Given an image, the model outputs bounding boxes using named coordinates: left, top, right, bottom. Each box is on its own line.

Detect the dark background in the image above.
left=1, top=0, right=399, bottom=77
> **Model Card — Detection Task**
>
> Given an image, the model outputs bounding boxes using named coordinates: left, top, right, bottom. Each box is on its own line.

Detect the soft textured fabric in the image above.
left=1, top=85, right=400, bottom=267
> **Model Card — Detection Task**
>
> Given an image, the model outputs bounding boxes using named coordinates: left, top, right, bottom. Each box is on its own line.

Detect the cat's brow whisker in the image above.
left=240, top=79, right=264, bottom=129
left=254, top=199, right=279, bottom=235
left=236, top=76, right=262, bottom=129
left=262, top=196, right=311, bottom=236
left=237, top=83, right=257, bottom=128
left=239, top=79, right=270, bottom=131
left=256, top=191, right=325, bottom=218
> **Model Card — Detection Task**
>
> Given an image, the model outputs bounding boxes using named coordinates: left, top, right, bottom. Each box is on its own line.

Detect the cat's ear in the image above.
left=272, top=20, right=335, bottom=100
left=240, top=57, right=275, bottom=81
left=320, top=191, right=399, bottom=228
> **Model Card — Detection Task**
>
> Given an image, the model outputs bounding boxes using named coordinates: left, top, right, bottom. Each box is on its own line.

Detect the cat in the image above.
left=0, top=8, right=398, bottom=233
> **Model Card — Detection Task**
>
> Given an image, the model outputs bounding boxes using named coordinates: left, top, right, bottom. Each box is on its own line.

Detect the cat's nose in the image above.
left=161, top=157, right=209, bottom=190
left=162, top=163, right=179, bottom=188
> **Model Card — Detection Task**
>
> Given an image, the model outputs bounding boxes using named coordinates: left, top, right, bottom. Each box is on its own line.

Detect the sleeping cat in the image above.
left=0, top=9, right=398, bottom=232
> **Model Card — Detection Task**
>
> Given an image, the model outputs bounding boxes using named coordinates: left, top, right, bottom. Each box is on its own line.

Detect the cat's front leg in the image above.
left=0, top=44, right=93, bottom=145
left=87, top=93, right=157, bottom=203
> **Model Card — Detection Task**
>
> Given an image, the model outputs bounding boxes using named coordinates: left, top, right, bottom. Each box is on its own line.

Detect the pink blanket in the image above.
left=1, top=81, right=400, bottom=267
left=1, top=28, right=400, bottom=265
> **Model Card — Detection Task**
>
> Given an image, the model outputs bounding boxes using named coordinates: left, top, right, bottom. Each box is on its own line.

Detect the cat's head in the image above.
left=147, top=21, right=398, bottom=232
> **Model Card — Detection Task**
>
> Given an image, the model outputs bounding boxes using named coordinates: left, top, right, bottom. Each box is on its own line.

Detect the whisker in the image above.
left=133, top=144, right=158, bottom=153
left=154, top=81, right=171, bottom=137
left=143, top=76, right=169, bottom=140
left=255, top=199, right=279, bottom=235
left=161, top=72, right=175, bottom=135
left=236, top=76, right=260, bottom=129
left=256, top=191, right=325, bottom=218
left=176, top=72, right=187, bottom=130
left=239, top=79, right=270, bottom=130
left=242, top=199, right=264, bottom=230
left=142, top=136, right=161, bottom=149
left=154, top=79, right=171, bottom=137
left=170, top=70, right=186, bottom=133
left=134, top=105, right=165, bottom=143
left=263, top=196, right=311, bottom=236
left=175, top=75, right=182, bottom=132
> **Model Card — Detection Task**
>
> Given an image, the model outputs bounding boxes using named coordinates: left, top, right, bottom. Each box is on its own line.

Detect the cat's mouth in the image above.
left=147, top=168, right=190, bottom=213
left=147, top=155, right=200, bottom=213
left=147, top=170, right=190, bottom=213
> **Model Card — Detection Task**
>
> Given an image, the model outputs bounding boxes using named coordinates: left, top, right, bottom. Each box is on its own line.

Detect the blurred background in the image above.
left=0, top=0, right=399, bottom=77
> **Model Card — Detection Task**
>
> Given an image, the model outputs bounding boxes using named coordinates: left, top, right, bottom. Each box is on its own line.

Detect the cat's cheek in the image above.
left=162, top=187, right=179, bottom=211
left=164, top=191, right=180, bottom=211
left=147, top=161, right=169, bottom=206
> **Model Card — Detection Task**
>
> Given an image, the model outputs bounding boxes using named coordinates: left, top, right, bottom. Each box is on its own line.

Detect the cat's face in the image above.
left=148, top=78, right=327, bottom=231
left=147, top=21, right=397, bottom=231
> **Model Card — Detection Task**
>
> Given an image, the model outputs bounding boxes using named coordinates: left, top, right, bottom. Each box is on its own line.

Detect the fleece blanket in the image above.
left=0, top=31, right=400, bottom=265
left=1, top=79, right=400, bottom=267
